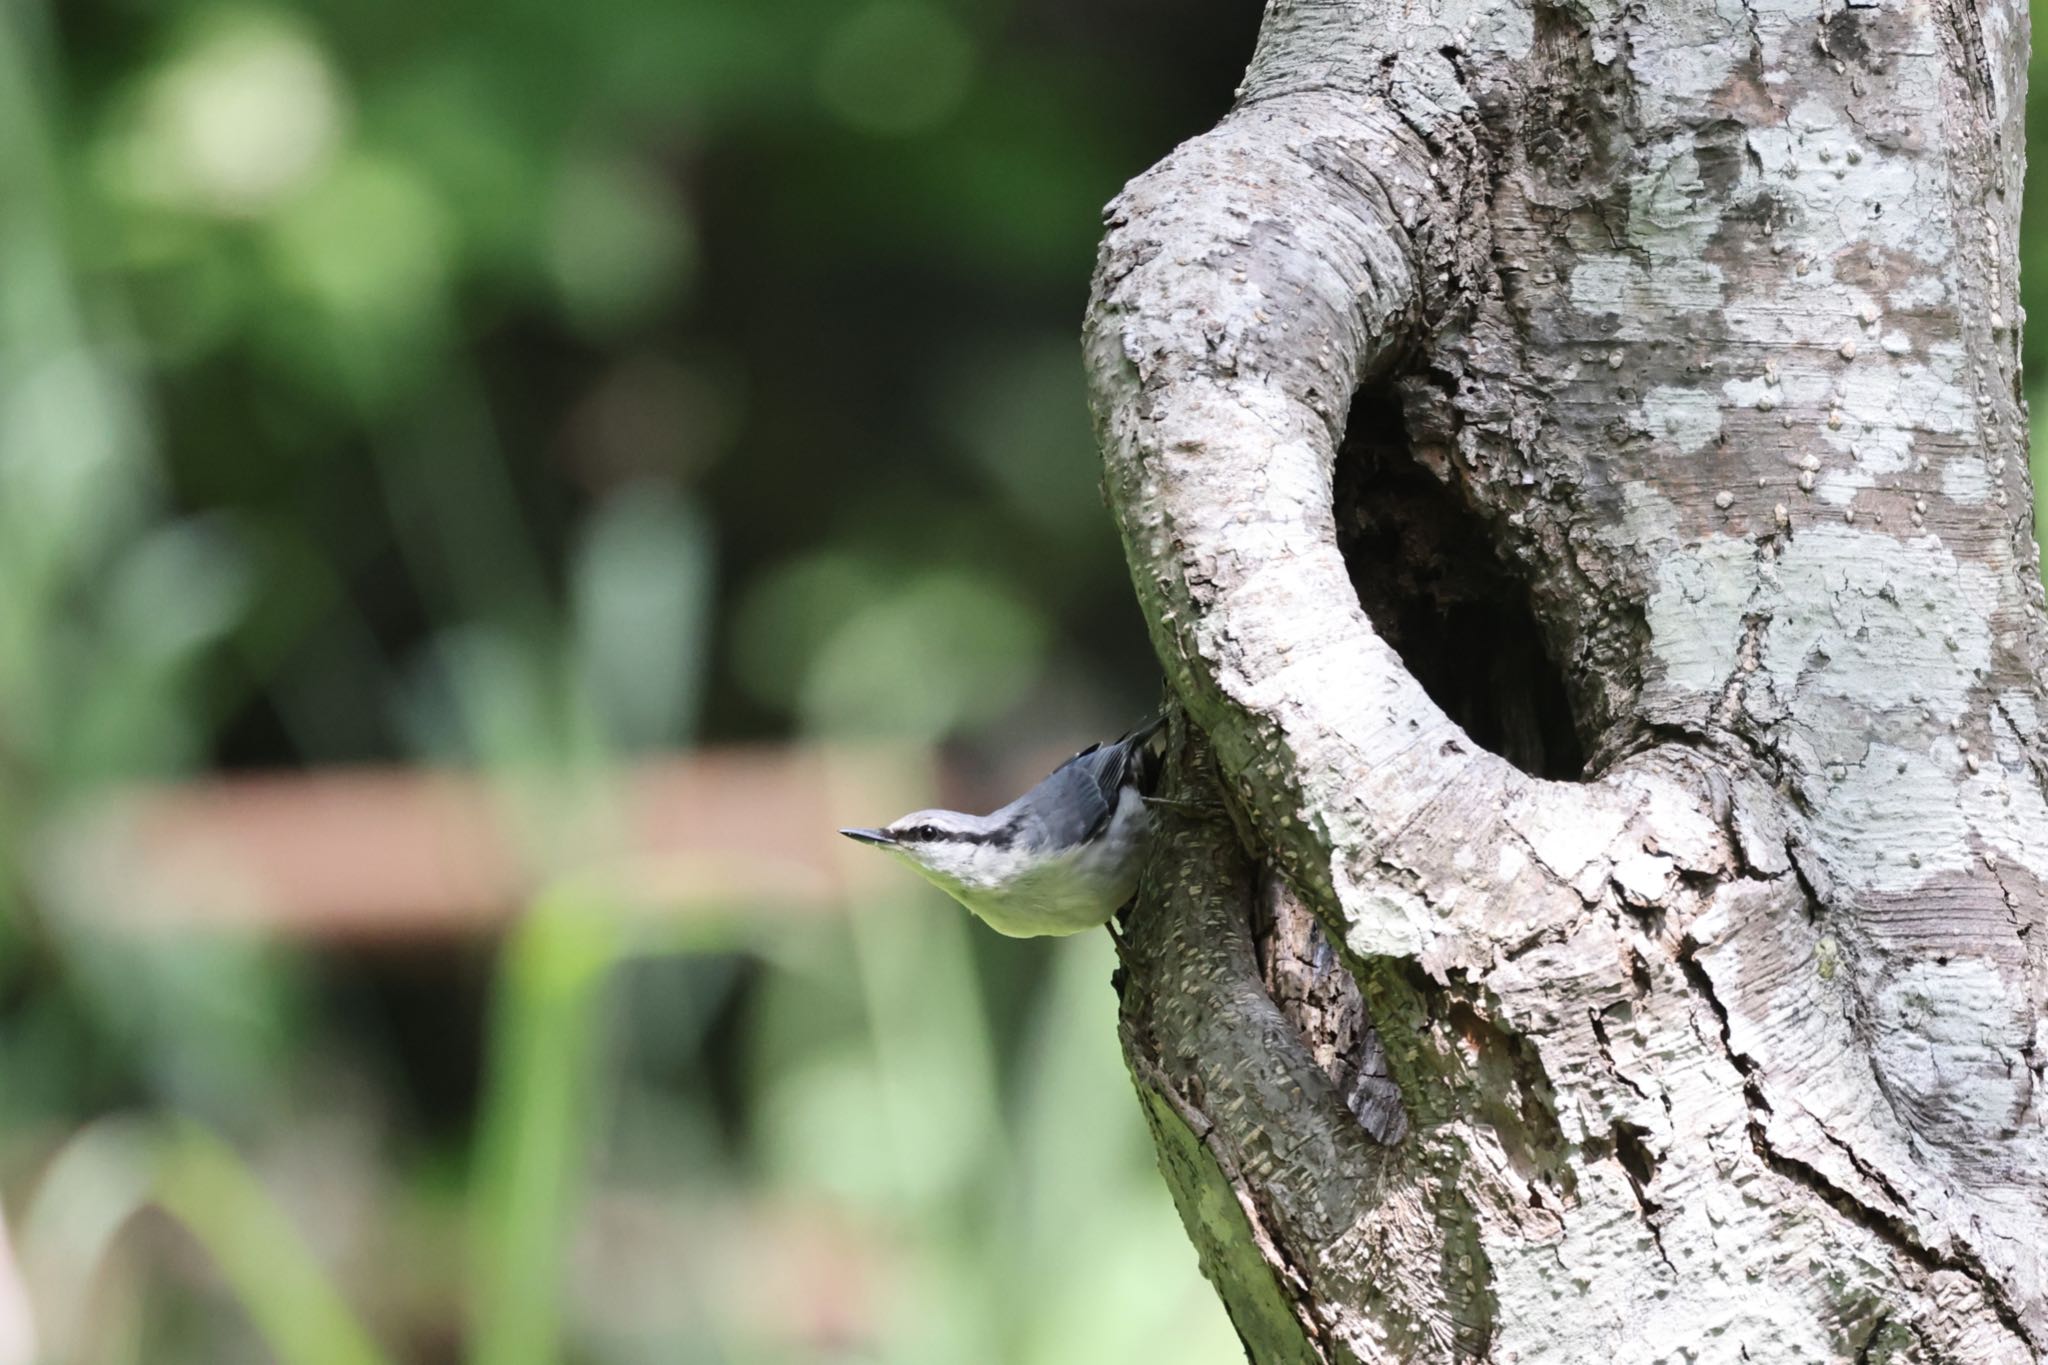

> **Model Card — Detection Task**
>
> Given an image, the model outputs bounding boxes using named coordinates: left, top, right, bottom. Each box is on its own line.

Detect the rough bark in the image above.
left=1085, top=0, right=2048, bottom=1358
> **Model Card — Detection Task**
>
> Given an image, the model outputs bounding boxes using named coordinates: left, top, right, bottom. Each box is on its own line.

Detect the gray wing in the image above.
left=1005, top=717, right=1165, bottom=849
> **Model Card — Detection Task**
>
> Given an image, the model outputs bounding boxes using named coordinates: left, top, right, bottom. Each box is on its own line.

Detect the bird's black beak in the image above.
left=839, top=827, right=896, bottom=847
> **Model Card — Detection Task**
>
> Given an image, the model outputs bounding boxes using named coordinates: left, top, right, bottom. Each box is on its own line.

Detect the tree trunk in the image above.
left=1084, top=0, right=2047, bottom=1358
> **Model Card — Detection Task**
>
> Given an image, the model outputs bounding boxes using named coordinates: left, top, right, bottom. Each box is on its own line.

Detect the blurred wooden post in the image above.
left=50, top=747, right=939, bottom=942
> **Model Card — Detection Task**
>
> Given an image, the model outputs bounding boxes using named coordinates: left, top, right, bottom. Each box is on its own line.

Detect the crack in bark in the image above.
left=1933, top=0, right=2001, bottom=126
left=1992, top=697, right=2048, bottom=792
left=1587, top=1002, right=1653, bottom=1103
left=1735, top=0, right=1768, bottom=77
left=1608, top=1119, right=1676, bottom=1275
left=1713, top=611, right=1773, bottom=733
left=1681, top=929, right=2037, bottom=1351
left=1257, top=871, right=1414, bottom=1147
left=1814, top=1123, right=1913, bottom=1221
left=1786, top=844, right=1828, bottom=925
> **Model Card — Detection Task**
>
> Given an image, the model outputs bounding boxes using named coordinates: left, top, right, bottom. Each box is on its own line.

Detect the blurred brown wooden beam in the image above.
left=57, top=747, right=940, bottom=943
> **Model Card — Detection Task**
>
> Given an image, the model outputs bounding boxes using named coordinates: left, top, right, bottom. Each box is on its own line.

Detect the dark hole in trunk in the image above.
left=1613, top=1118, right=1659, bottom=1189
left=1334, top=381, right=1588, bottom=781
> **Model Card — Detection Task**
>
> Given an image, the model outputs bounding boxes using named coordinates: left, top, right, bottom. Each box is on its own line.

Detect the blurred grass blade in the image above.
left=570, top=482, right=713, bottom=752
left=0, top=1198, right=33, bottom=1365
left=467, top=891, right=623, bottom=1365
left=22, top=1117, right=387, bottom=1365
left=151, top=1120, right=392, bottom=1365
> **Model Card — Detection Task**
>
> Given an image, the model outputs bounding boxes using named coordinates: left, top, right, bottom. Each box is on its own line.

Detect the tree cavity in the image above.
left=1334, top=381, right=1588, bottom=781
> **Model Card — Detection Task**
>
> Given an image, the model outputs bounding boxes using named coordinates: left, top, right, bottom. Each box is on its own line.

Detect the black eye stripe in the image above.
left=897, top=824, right=1011, bottom=847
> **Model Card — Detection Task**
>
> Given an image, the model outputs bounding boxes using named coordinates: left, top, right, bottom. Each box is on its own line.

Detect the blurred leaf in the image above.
left=153, top=1121, right=393, bottom=1365
left=752, top=1044, right=899, bottom=1204
left=817, top=1, right=976, bottom=136
left=103, top=219, right=250, bottom=366
left=755, top=896, right=1001, bottom=1214
left=1007, top=936, right=1242, bottom=1365
left=546, top=156, right=696, bottom=337
left=370, top=58, right=549, bottom=279
left=464, top=886, right=765, bottom=1362
left=801, top=571, right=1047, bottom=739
left=262, top=150, right=453, bottom=400
left=16, top=1119, right=157, bottom=1363
left=103, top=10, right=347, bottom=218
left=730, top=550, right=881, bottom=713
left=598, top=3, right=810, bottom=124
left=397, top=624, right=598, bottom=773
left=37, top=516, right=250, bottom=778
left=734, top=554, right=1047, bottom=738
left=570, top=482, right=714, bottom=751
left=21, top=1116, right=390, bottom=1365
left=265, top=149, right=452, bottom=321
left=103, top=515, right=252, bottom=666
left=936, top=335, right=1104, bottom=536
left=0, top=351, right=150, bottom=590
left=20, top=848, right=304, bottom=1110
left=468, top=891, right=623, bottom=1365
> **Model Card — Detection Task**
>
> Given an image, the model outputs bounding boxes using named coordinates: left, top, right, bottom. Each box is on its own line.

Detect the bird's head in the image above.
left=840, top=809, right=1014, bottom=895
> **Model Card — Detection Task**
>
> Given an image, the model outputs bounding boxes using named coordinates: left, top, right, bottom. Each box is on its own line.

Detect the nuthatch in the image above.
left=840, top=716, right=1167, bottom=937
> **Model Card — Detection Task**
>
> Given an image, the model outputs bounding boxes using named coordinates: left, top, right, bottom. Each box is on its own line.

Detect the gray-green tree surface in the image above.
left=1084, top=0, right=2047, bottom=1359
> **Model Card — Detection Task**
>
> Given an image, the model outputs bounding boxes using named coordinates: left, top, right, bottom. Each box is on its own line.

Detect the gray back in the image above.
left=995, top=718, right=1163, bottom=851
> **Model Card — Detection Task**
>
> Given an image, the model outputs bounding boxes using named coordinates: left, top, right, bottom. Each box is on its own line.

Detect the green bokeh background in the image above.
left=0, top=0, right=1266, bottom=1360
left=6, top=0, right=2047, bottom=1361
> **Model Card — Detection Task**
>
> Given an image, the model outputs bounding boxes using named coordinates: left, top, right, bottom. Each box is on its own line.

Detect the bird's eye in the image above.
left=916, top=824, right=938, bottom=839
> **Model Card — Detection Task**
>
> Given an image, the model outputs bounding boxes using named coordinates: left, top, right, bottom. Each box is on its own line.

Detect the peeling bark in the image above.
left=1087, top=0, right=2048, bottom=1358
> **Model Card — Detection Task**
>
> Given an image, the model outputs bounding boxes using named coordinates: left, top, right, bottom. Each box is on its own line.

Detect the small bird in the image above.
left=840, top=716, right=1169, bottom=937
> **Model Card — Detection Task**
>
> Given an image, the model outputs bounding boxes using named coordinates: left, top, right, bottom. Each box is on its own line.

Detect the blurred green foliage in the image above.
left=0, top=0, right=1264, bottom=1358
